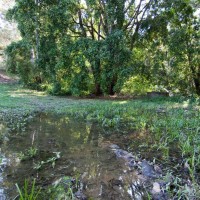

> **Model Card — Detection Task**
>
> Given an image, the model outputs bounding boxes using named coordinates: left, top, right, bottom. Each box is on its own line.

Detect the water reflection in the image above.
left=0, top=114, right=149, bottom=199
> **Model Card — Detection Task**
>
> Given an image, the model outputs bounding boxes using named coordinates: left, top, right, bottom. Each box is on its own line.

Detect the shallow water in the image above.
left=0, top=113, right=189, bottom=199
left=0, top=113, right=155, bottom=199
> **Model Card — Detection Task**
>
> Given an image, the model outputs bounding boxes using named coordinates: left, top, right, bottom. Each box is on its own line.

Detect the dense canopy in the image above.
left=5, top=0, right=200, bottom=96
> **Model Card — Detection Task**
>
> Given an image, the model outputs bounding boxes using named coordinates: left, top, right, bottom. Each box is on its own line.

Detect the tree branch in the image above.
left=78, top=9, right=87, bottom=37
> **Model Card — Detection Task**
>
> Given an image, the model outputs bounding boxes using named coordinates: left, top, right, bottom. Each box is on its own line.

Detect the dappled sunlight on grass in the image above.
left=112, top=100, right=128, bottom=105
left=10, top=89, right=47, bottom=97
left=170, top=101, right=200, bottom=111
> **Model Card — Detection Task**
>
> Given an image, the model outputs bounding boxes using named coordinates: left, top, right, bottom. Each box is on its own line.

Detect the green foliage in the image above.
left=47, top=176, right=79, bottom=200
left=18, top=147, right=38, bottom=161
left=100, top=30, right=131, bottom=94
left=34, top=152, right=60, bottom=170
left=5, top=0, right=151, bottom=96
left=121, top=76, right=153, bottom=95
left=128, top=0, right=200, bottom=96
left=5, top=40, right=42, bottom=87
left=168, top=13, right=200, bottom=94
left=4, top=0, right=200, bottom=96
left=5, top=40, right=31, bottom=74
left=16, top=179, right=40, bottom=200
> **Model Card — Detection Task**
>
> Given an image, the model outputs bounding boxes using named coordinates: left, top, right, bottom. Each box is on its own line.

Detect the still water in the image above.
left=0, top=113, right=161, bottom=199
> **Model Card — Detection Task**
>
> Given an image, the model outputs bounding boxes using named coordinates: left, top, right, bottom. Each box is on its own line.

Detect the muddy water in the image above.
left=0, top=114, right=158, bottom=199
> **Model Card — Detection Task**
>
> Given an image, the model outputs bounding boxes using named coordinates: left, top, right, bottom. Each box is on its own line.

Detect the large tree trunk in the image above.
left=188, top=51, right=200, bottom=96
left=193, top=72, right=200, bottom=96
left=108, top=77, right=117, bottom=95
left=95, top=83, right=102, bottom=96
left=91, top=59, right=103, bottom=96
left=109, top=83, right=115, bottom=95
left=35, top=0, right=40, bottom=63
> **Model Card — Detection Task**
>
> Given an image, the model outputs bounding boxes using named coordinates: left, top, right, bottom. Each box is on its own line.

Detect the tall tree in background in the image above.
left=168, top=0, right=200, bottom=95
left=67, top=0, right=153, bottom=95
left=5, top=0, right=200, bottom=96
left=6, top=0, right=74, bottom=89
left=131, top=0, right=200, bottom=95
left=6, top=0, right=154, bottom=95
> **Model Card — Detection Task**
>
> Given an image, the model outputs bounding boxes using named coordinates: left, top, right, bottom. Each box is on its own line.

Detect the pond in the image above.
left=0, top=113, right=195, bottom=199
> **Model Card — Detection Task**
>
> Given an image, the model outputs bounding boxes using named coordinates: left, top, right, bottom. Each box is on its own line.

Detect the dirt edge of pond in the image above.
left=0, top=70, right=18, bottom=84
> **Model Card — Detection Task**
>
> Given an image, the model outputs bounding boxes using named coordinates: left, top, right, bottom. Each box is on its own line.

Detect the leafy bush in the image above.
left=121, top=76, right=153, bottom=95
left=5, top=40, right=42, bottom=87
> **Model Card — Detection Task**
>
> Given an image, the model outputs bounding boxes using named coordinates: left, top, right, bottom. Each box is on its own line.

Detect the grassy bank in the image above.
left=0, top=83, right=200, bottom=198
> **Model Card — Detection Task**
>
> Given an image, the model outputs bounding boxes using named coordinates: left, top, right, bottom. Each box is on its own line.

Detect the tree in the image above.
left=7, top=0, right=155, bottom=95
left=65, top=0, right=154, bottom=94
left=6, top=0, right=74, bottom=88
left=6, top=0, right=200, bottom=96
left=129, top=0, right=200, bottom=95
left=168, top=0, right=200, bottom=95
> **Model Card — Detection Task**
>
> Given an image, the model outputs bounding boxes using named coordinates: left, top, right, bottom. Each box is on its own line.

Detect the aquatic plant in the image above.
left=47, top=175, right=81, bottom=200
left=15, top=179, right=40, bottom=200
left=18, top=147, right=38, bottom=161
left=34, top=152, right=61, bottom=170
left=50, top=177, right=75, bottom=200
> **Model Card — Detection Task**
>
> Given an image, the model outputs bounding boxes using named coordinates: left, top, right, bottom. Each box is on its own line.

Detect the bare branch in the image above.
left=129, top=0, right=153, bottom=50
left=123, top=0, right=143, bottom=30
left=124, top=0, right=135, bottom=14
left=89, top=18, right=95, bottom=40
left=78, top=9, right=87, bottom=37
left=83, top=22, right=105, bottom=40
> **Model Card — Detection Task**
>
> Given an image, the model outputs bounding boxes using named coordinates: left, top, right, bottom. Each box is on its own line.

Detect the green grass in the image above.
left=0, top=83, right=200, bottom=198
left=15, top=179, right=40, bottom=200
